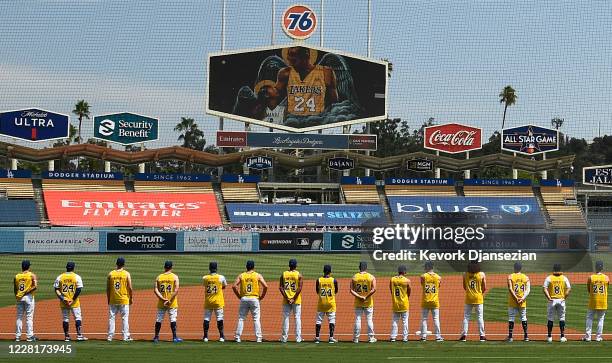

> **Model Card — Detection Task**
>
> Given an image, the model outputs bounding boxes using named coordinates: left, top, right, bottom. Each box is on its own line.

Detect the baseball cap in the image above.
left=398, top=265, right=407, bottom=274
left=289, top=259, right=298, bottom=269
left=209, top=261, right=218, bottom=272
left=596, top=261, right=604, bottom=271
left=359, top=261, right=368, bottom=271
left=164, top=260, right=173, bottom=269
left=553, top=263, right=562, bottom=272
left=116, top=257, right=125, bottom=267
left=514, top=262, right=522, bottom=272
left=424, top=261, right=434, bottom=270
left=66, top=261, right=75, bottom=271
left=323, top=264, right=332, bottom=274
left=246, top=260, right=255, bottom=270
left=21, top=260, right=31, bottom=270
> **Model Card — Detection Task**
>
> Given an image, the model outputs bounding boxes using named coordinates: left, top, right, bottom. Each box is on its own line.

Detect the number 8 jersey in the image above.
left=108, top=269, right=130, bottom=305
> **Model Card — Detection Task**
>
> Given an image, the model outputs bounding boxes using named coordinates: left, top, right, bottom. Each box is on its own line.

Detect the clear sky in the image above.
left=0, top=0, right=610, bottom=148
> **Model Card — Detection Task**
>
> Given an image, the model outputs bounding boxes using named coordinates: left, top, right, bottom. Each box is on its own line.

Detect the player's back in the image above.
left=108, top=269, right=130, bottom=305
left=156, top=272, right=178, bottom=308
left=588, top=273, right=609, bottom=310
left=15, top=271, right=35, bottom=299
left=317, top=276, right=336, bottom=312
left=464, top=272, right=484, bottom=304
left=390, top=275, right=409, bottom=312
left=239, top=271, right=260, bottom=298
left=353, top=272, right=374, bottom=307
left=57, top=272, right=81, bottom=308
left=508, top=272, right=528, bottom=308
left=421, top=272, right=441, bottom=308
left=546, top=274, right=568, bottom=300
left=282, top=270, right=301, bottom=304
left=203, top=273, right=225, bottom=309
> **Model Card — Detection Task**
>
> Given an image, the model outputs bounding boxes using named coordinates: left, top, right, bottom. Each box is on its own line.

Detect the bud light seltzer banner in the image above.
left=583, top=164, right=612, bottom=187
left=423, top=123, right=482, bottom=154
left=501, top=125, right=559, bottom=155
left=0, top=108, right=69, bottom=142
left=94, top=112, right=158, bottom=145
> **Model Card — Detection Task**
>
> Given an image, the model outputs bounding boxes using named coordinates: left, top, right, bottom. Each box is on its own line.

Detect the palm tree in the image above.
left=499, top=86, right=517, bottom=130
left=174, top=117, right=204, bottom=149
left=72, top=100, right=91, bottom=144
left=551, top=117, right=564, bottom=130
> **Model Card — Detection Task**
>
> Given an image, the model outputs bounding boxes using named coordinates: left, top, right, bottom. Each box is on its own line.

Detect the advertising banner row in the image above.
left=0, top=229, right=592, bottom=253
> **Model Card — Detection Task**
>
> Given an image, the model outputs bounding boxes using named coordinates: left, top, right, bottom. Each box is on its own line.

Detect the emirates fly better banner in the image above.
left=43, top=191, right=222, bottom=227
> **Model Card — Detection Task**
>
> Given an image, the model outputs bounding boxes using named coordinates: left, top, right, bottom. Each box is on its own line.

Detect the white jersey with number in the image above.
left=264, top=105, right=285, bottom=124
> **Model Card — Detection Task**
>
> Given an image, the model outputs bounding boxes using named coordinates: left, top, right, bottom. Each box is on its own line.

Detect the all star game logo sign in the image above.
left=282, top=4, right=317, bottom=40
left=501, top=125, right=559, bottom=155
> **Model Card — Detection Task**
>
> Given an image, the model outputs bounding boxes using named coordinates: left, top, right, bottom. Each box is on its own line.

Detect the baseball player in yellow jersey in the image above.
left=232, top=260, right=268, bottom=342
left=14, top=260, right=37, bottom=342
left=507, top=262, right=530, bottom=342
left=279, top=258, right=303, bottom=343
left=106, top=257, right=133, bottom=342
left=203, top=261, right=227, bottom=342
left=54, top=261, right=87, bottom=341
left=315, top=264, right=338, bottom=344
left=419, top=261, right=443, bottom=342
left=389, top=265, right=410, bottom=342
left=153, top=261, right=182, bottom=343
left=460, top=261, right=487, bottom=342
left=583, top=261, right=609, bottom=342
left=350, top=261, right=377, bottom=343
left=543, top=263, right=571, bottom=342
left=275, top=46, right=338, bottom=118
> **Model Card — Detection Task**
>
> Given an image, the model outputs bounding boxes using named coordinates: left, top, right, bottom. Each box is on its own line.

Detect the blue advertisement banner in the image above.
left=226, top=203, right=384, bottom=226
left=539, top=179, right=575, bottom=187
left=135, top=173, right=211, bottom=182
left=583, top=165, right=612, bottom=187
left=94, top=113, right=158, bottom=145
left=0, top=170, right=32, bottom=178
left=388, top=196, right=545, bottom=226
left=217, top=131, right=377, bottom=150
left=259, top=232, right=325, bottom=251
left=221, top=174, right=261, bottom=183
left=501, top=125, right=559, bottom=155
left=463, top=179, right=532, bottom=186
left=341, top=176, right=376, bottom=185
left=0, top=108, right=69, bottom=142
left=42, top=171, right=124, bottom=180
left=385, top=178, right=454, bottom=186
left=106, top=232, right=177, bottom=252
left=329, top=232, right=394, bottom=251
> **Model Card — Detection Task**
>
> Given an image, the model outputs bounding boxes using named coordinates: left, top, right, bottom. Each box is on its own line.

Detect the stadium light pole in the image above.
left=512, top=152, right=518, bottom=179
left=217, top=0, right=227, bottom=179
left=364, top=0, right=372, bottom=177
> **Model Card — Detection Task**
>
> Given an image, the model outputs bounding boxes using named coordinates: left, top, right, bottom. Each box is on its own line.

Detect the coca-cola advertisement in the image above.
left=423, top=123, right=483, bottom=154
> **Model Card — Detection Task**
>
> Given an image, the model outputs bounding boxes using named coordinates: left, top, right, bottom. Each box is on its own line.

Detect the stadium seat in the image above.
left=384, top=185, right=457, bottom=197
left=540, top=186, right=587, bottom=229
left=221, top=182, right=260, bottom=202
left=42, top=178, right=126, bottom=192
left=463, top=185, right=534, bottom=197
left=133, top=180, right=214, bottom=194
left=341, top=184, right=379, bottom=203
left=0, top=178, right=35, bottom=199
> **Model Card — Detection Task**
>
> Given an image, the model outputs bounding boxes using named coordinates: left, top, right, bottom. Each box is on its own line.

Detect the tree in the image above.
left=174, top=117, right=204, bottom=150
left=551, top=117, right=564, bottom=130
left=72, top=100, right=91, bottom=144
left=499, top=86, right=517, bottom=130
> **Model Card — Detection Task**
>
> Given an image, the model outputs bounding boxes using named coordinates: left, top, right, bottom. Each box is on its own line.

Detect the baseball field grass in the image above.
left=2, top=340, right=612, bottom=363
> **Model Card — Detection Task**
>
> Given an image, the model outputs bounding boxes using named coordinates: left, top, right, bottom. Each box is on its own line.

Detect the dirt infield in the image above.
left=0, top=273, right=590, bottom=341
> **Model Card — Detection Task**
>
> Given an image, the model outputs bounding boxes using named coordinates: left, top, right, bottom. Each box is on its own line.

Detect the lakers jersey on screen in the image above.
left=203, top=274, right=225, bottom=309
left=14, top=271, right=35, bottom=299
left=508, top=272, right=529, bottom=308
left=156, top=273, right=178, bottom=309
left=287, top=65, right=326, bottom=116
left=390, top=275, right=409, bottom=312
left=108, top=269, right=130, bottom=305
left=421, top=272, right=441, bottom=309
left=57, top=272, right=81, bottom=308
left=282, top=270, right=301, bottom=305
left=317, top=276, right=336, bottom=312
left=588, top=274, right=608, bottom=310
left=353, top=272, right=374, bottom=308
left=239, top=271, right=260, bottom=298
left=464, top=272, right=484, bottom=305
left=546, top=274, right=567, bottom=300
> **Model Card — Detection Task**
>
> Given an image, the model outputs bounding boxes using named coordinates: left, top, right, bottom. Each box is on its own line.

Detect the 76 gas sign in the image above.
left=282, top=4, right=317, bottom=40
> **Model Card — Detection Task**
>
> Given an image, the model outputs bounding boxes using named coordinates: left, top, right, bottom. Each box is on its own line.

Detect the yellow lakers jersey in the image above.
left=390, top=275, right=409, bottom=312
left=353, top=272, right=375, bottom=308
left=588, top=273, right=608, bottom=310
left=281, top=270, right=301, bottom=305
left=287, top=65, right=326, bottom=116
left=464, top=272, right=485, bottom=305
left=546, top=274, right=567, bottom=300
left=15, top=271, right=35, bottom=299
left=508, top=273, right=529, bottom=308
left=108, top=269, right=130, bottom=305
left=421, top=272, right=441, bottom=308
left=317, top=276, right=336, bottom=312
left=203, top=274, right=225, bottom=309
left=156, top=272, right=178, bottom=309
left=239, top=271, right=260, bottom=298
left=57, top=272, right=81, bottom=308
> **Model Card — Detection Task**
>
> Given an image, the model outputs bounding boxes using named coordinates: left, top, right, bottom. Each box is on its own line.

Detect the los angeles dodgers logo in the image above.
left=282, top=4, right=317, bottom=40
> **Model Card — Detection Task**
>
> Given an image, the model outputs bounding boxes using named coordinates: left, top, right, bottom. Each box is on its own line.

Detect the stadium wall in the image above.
left=0, top=228, right=599, bottom=253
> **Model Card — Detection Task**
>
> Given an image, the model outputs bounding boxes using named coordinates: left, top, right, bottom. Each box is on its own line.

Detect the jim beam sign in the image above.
left=328, top=157, right=354, bottom=171
left=246, top=156, right=273, bottom=170
left=407, top=158, right=433, bottom=172
left=423, top=123, right=482, bottom=154
left=583, top=165, right=612, bottom=188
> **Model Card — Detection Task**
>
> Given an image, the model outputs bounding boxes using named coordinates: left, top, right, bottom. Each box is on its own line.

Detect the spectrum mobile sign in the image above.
left=93, top=112, right=158, bottom=145
left=424, top=123, right=482, bottom=154
left=0, top=108, right=69, bottom=142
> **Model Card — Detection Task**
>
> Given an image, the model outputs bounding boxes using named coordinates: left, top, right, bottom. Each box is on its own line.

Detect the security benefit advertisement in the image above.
left=207, top=45, right=387, bottom=132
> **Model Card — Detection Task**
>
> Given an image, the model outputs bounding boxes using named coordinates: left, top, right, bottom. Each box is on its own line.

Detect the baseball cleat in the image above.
left=560, top=337, right=567, bottom=343
left=546, top=337, right=552, bottom=343
left=328, top=337, right=337, bottom=344
left=459, top=335, right=466, bottom=342
left=173, top=337, right=183, bottom=343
